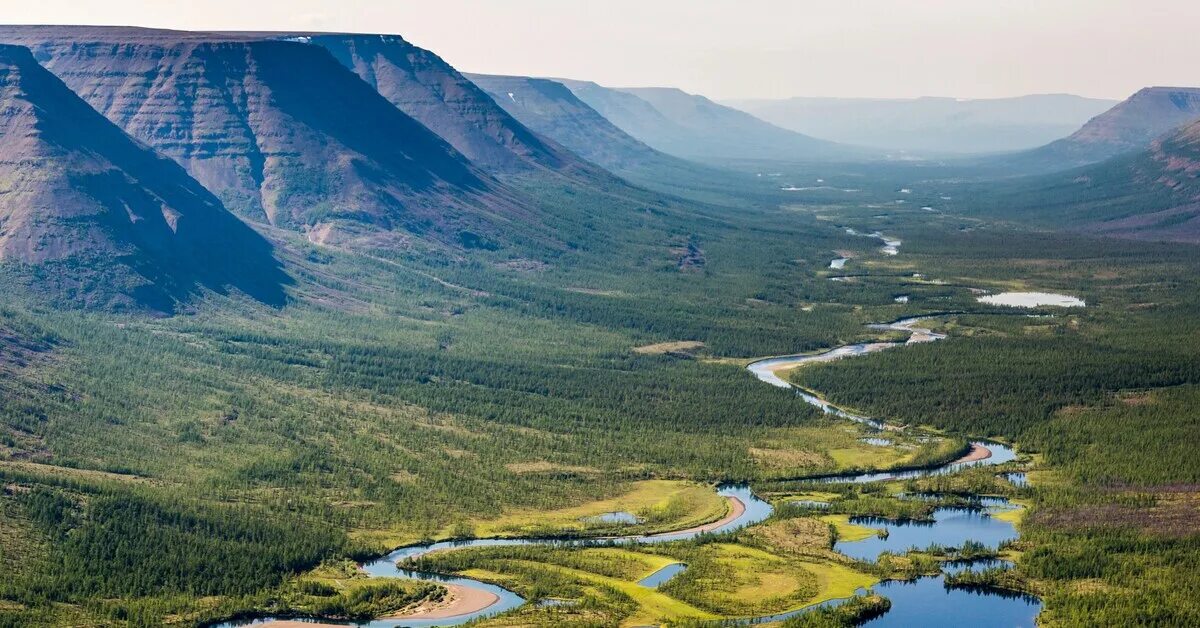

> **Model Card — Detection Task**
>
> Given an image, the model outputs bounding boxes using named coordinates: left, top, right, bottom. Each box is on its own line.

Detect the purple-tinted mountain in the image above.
left=0, top=26, right=521, bottom=250
left=0, top=43, right=287, bottom=312
left=560, top=81, right=857, bottom=162
left=1005, top=87, right=1200, bottom=171
left=464, top=74, right=691, bottom=172
left=271, top=33, right=586, bottom=176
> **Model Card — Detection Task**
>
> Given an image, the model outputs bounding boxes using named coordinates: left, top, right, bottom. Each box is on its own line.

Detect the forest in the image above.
left=1, top=164, right=1197, bottom=626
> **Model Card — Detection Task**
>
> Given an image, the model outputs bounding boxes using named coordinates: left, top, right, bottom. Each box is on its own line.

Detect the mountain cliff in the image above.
left=0, top=26, right=520, bottom=250
left=280, top=33, right=586, bottom=176
left=0, top=43, right=287, bottom=311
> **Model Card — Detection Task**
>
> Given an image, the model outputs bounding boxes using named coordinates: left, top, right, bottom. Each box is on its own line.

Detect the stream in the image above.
left=224, top=314, right=1038, bottom=627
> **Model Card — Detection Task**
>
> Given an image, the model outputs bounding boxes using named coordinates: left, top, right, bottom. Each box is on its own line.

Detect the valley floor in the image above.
left=1, top=170, right=1198, bottom=627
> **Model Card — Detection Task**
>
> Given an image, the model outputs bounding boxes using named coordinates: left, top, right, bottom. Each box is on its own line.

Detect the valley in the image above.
left=0, top=16, right=1197, bottom=628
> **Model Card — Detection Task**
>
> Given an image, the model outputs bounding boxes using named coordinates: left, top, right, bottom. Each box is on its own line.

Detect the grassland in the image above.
left=458, top=479, right=730, bottom=539
left=820, top=515, right=880, bottom=543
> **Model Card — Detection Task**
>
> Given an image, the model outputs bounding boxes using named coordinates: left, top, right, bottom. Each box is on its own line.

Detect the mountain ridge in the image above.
left=723, top=93, right=1116, bottom=154
left=0, top=42, right=288, bottom=311
left=0, top=25, right=530, bottom=253
left=998, top=86, right=1200, bottom=172
left=560, top=81, right=858, bottom=162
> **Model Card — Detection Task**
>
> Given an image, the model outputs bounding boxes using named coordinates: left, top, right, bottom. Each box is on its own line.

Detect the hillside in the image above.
left=466, top=74, right=687, bottom=171
left=969, top=118, right=1200, bottom=243
left=724, top=94, right=1115, bottom=154
left=563, top=82, right=856, bottom=162
left=0, top=26, right=525, bottom=252
left=0, top=43, right=286, bottom=312
left=462, top=72, right=765, bottom=203
left=275, top=33, right=587, bottom=176
left=1002, top=86, right=1200, bottom=172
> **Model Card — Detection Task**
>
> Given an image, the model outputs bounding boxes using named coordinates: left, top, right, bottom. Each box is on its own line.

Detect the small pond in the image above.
left=977, top=292, right=1085, bottom=308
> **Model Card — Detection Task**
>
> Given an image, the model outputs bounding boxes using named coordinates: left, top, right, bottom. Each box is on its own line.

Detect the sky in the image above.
left=6, top=0, right=1199, bottom=101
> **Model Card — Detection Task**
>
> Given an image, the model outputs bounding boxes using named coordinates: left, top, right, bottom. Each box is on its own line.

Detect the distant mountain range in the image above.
left=466, top=73, right=788, bottom=204
left=0, top=24, right=1197, bottom=312
left=1000, top=87, right=1200, bottom=172
left=465, top=74, right=683, bottom=172
left=724, top=94, right=1116, bottom=154
left=0, top=43, right=287, bottom=311
left=558, top=81, right=858, bottom=163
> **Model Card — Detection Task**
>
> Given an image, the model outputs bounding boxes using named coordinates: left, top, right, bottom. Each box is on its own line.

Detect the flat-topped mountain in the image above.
left=1006, top=87, right=1200, bottom=171
left=724, top=94, right=1116, bottom=154
left=0, top=26, right=519, bottom=250
left=269, top=33, right=586, bottom=176
left=561, top=82, right=856, bottom=162
left=0, top=43, right=286, bottom=311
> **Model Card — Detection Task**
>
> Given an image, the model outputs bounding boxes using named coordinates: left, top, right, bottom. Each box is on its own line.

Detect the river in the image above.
left=222, top=314, right=1037, bottom=627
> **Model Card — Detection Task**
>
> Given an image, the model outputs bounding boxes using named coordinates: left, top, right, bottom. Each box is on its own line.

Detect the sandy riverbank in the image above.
left=262, top=582, right=502, bottom=627
left=386, top=583, right=500, bottom=620
left=953, top=442, right=993, bottom=464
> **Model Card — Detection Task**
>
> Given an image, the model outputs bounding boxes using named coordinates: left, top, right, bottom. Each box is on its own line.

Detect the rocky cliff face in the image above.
left=297, top=33, right=583, bottom=175
left=0, top=43, right=287, bottom=311
left=0, top=26, right=517, bottom=249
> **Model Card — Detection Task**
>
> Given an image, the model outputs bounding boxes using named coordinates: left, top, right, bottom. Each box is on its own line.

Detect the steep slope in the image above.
left=465, top=73, right=705, bottom=174
left=1004, top=87, right=1200, bottom=172
left=724, top=94, right=1116, bottom=154
left=0, top=26, right=521, bottom=250
left=562, top=82, right=856, bottom=162
left=0, top=43, right=287, bottom=311
left=975, top=118, right=1200, bottom=243
left=271, top=33, right=585, bottom=176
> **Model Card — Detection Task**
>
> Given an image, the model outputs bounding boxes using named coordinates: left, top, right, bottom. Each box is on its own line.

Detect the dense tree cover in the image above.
left=0, top=180, right=906, bottom=625
left=783, top=224, right=1200, bottom=626
left=2, top=482, right=345, bottom=599
left=781, top=594, right=891, bottom=627
left=1, top=160, right=1198, bottom=626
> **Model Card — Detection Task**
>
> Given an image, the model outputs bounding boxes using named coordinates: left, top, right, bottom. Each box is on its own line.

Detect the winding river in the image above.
left=219, top=485, right=773, bottom=628
left=225, top=313, right=1037, bottom=627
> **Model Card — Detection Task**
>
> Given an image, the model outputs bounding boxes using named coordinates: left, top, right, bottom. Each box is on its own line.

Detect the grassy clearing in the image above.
left=820, top=515, right=879, bottom=543
left=992, top=502, right=1027, bottom=525
left=654, top=543, right=820, bottom=616
left=463, top=480, right=729, bottom=539
left=828, top=446, right=907, bottom=470
left=632, top=340, right=706, bottom=355
left=799, top=561, right=880, bottom=607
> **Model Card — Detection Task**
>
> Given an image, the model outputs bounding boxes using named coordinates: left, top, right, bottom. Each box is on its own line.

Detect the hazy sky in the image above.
left=7, top=1, right=1199, bottom=100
